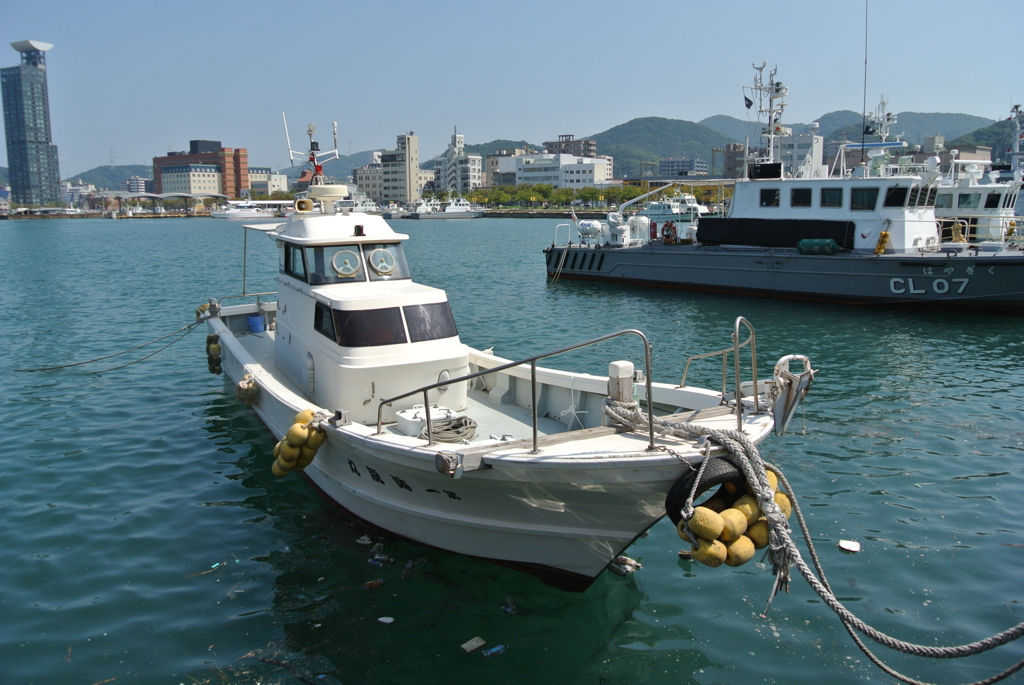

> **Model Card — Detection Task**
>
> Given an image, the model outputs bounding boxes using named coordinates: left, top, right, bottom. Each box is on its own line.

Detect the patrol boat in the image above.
left=544, top=66, right=1024, bottom=312
left=201, top=125, right=815, bottom=588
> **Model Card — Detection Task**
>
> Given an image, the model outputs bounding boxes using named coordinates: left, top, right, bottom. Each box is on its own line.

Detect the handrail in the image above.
left=375, top=329, right=656, bottom=453
left=678, top=316, right=758, bottom=431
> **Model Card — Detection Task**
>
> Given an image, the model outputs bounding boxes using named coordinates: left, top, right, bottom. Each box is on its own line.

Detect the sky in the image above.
left=2, top=0, right=1020, bottom=178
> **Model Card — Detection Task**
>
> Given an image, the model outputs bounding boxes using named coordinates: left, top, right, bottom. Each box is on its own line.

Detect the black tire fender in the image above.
left=664, top=457, right=745, bottom=526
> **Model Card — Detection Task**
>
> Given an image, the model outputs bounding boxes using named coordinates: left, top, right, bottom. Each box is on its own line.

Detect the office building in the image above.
left=433, top=128, right=482, bottom=195
left=2, top=40, right=62, bottom=206
left=152, top=140, right=248, bottom=197
left=659, top=158, right=709, bottom=176
left=543, top=134, right=597, bottom=158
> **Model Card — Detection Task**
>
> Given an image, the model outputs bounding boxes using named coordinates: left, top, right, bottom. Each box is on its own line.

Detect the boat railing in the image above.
left=678, top=317, right=759, bottom=431
left=215, top=292, right=277, bottom=308
left=376, top=329, right=656, bottom=453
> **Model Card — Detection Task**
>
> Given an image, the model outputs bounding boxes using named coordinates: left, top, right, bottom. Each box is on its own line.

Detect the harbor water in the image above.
left=1, top=217, right=1022, bottom=684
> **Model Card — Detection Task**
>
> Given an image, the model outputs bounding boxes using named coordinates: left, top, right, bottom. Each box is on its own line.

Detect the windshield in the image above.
left=304, top=243, right=411, bottom=285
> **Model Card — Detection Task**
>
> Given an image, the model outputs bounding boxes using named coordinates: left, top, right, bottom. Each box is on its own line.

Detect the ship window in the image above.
left=851, top=187, right=879, bottom=211
left=935, top=193, right=952, bottom=208
left=958, top=193, right=981, bottom=209
left=333, top=308, right=407, bottom=347
left=883, top=186, right=909, bottom=207
left=760, top=188, right=780, bottom=207
left=313, top=302, right=337, bottom=341
left=790, top=188, right=812, bottom=207
left=985, top=192, right=1002, bottom=209
left=925, top=187, right=938, bottom=207
left=820, top=187, right=843, bottom=208
left=284, top=243, right=307, bottom=281
left=364, top=243, right=411, bottom=282
left=404, top=302, right=458, bottom=342
left=305, top=246, right=366, bottom=284
left=907, top=186, right=920, bottom=208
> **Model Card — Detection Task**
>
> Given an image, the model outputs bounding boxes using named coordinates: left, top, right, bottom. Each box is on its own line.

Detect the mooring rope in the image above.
left=15, top=321, right=204, bottom=373
left=603, top=398, right=1024, bottom=685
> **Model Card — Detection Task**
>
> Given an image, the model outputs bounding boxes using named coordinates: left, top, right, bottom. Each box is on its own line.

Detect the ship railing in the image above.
left=678, top=317, right=759, bottom=432
left=375, top=329, right=656, bottom=453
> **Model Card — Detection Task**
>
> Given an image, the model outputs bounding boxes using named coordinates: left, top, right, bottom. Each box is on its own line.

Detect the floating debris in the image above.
left=838, top=540, right=861, bottom=554
left=481, top=645, right=508, bottom=658
left=461, top=636, right=486, bottom=653
left=501, top=597, right=517, bottom=615
left=378, top=617, right=394, bottom=624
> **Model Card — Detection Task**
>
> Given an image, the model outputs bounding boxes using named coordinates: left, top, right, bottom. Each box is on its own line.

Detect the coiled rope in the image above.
left=603, top=398, right=1024, bottom=685
left=15, top=321, right=204, bottom=373
left=419, top=416, right=478, bottom=443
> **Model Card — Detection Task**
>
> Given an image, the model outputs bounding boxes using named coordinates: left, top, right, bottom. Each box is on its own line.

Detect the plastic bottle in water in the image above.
left=481, top=645, right=507, bottom=658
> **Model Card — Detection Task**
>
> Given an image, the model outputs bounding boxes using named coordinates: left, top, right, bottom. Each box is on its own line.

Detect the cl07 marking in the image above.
left=889, top=277, right=969, bottom=295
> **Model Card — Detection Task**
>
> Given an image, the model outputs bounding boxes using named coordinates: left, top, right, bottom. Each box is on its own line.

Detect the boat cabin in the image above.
left=268, top=209, right=469, bottom=424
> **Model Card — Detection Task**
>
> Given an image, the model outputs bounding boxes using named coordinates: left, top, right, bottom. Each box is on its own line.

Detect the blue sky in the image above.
left=2, top=0, right=1020, bottom=177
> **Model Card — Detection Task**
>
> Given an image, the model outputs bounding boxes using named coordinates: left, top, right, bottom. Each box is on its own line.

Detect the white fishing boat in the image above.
left=211, top=201, right=276, bottom=219
left=544, top=65, right=1024, bottom=312
left=201, top=126, right=815, bottom=588
left=408, top=196, right=483, bottom=219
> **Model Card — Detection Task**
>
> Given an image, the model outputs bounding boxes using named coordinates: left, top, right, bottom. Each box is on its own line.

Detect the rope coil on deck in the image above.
left=603, top=398, right=1024, bottom=685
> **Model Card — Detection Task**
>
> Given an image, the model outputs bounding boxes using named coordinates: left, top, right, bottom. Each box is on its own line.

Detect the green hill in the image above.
left=588, top=117, right=735, bottom=178
left=65, top=165, right=153, bottom=190
left=947, top=119, right=1018, bottom=163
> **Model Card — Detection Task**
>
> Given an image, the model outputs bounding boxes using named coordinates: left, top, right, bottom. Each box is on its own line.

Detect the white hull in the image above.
left=207, top=303, right=775, bottom=584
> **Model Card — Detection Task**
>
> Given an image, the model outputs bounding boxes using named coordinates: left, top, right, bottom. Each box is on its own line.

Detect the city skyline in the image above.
left=2, top=0, right=1020, bottom=179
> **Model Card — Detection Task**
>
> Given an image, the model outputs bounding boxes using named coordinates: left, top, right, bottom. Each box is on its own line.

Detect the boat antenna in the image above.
left=861, top=0, right=869, bottom=152
left=282, top=111, right=296, bottom=168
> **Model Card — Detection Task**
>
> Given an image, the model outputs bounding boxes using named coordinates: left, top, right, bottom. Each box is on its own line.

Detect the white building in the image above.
left=503, top=153, right=613, bottom=189
left=159, top=164, right=223, bottom=195
left=659, top=158, right=708, bottom=176
left=772, top=125, right=826, bottom=177
left=248, top=167, right=289, bottom=195
left=433, top=128, right=482, bottom=195
left=380, top=133, right=421, bottom=204
left=354, top=163, right=384, bottom=203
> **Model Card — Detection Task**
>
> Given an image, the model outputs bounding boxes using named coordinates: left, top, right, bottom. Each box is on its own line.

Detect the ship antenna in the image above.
left=282, top=110, right=295, bottom=168
left=861, top=0, right=869, bottom=152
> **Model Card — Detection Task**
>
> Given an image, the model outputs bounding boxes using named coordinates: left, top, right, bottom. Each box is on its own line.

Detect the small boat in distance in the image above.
left=211, top=201, right=276, bottom=219
left=202, top=125, right=815, bottom=588
left=408, top=196, right=484, bottom=219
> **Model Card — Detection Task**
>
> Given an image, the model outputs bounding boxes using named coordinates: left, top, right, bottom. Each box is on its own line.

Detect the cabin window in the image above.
left=985, top=192, right=1002, bottom=209
left=925, top=187, right=938, bottom=207
left=760, top=189, right=780, bottom=207
left=313, top=302, right=337, bottom=341
left=1008, top=192, right=1019, bottom=208
left=851, top=187, right=879, bottom=211
left=334, top=308, right=407, bottom=347
left=364, top=243, right=411, bottom=282
left=404, top=302, right=458, bottom=343
left=958, top=193, right=981, bottom=209
left=907, top=186, right=920, bottom=208
left=305, top=246, right=365, bottom=285
left=935, top=193, right=953, bottom=208
left=284, top=243, right=307, bottom=281
left=790, top=188, right=812, bottom=207
left=820, top=187, right=843, bottom=208
left=883, top=186, right=909, bottom=208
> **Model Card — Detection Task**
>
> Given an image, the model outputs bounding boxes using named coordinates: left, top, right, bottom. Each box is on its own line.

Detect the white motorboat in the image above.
left=336, top=196, right=379, bottom=214
left=211, top=201, right=276, bottom=219
left=201, top=128, right=815, bottom=588
left=408, top=196, right=483, bottom=219
left=635, top=193, right=709, bottom=242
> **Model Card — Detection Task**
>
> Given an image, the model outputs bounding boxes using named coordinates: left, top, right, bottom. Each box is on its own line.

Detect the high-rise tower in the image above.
left=2, top=40, right=62, bottom=206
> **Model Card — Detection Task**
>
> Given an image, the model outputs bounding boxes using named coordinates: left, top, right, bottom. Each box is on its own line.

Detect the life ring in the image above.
left=331, top=249, right=361, bottom=277
left=664, top=457, right=745, bottom=526
left=367, top=248, right=396, bottom=274
left=662, top=221, right=678, bottom=244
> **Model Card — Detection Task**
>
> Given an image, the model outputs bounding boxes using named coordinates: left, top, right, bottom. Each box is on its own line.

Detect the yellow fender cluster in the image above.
left=234, top=374, right=260, bottom=407
left=206, top=334, right=222, bottom=375
left=679, top=470, right=792, bottom=568
left=272, top=409, right=327, bottom=477
left=874, top=231, right=890, bottom=255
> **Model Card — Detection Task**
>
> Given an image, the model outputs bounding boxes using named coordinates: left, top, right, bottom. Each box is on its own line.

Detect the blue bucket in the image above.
left=247, top=315, right=266, bottom=333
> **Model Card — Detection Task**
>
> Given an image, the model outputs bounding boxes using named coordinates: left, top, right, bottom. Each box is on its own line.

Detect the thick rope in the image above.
left=14, top=321, right=203, bottom=372
left=603, top=398, right=1024, bottom=685
left=419, top=416, right=477, bottom=443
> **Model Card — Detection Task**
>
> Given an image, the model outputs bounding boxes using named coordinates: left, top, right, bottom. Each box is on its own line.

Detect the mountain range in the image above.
left=37, top=111, right=1005, bottom=191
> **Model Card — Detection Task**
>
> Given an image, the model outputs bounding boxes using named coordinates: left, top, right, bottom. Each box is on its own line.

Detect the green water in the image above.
left=1, top=217, right=1022, bottom=684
